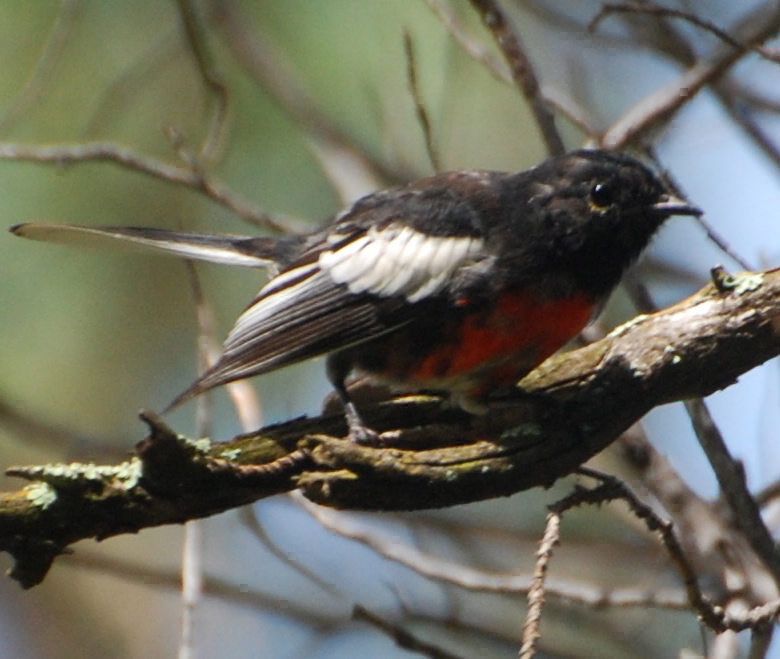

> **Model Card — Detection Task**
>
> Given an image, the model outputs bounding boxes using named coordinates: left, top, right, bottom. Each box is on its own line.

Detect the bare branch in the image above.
left=403, top=29, right=440, bottom=171
left=749, top=626, right=775, bottom=659
left=590, top=3, right=780, bottom=64
left=425, top=1, right=598, bottom=136
left=353, top=605, right=465, bottom=659
left=0, top=141, right=289, bottom=231
left=600, top=3, right=780, bottom=149
left=756, top=478, right=780, bottom=509
left=572, top=469, right=780, bottom=634
left=239, top=505, right=338, bottom=596
left=468, top=0, right=566, bottom=156
left=298, top=497, right=690, bottom=610
left=175, top=0, right=231, bottom=165
left=423, top=0, right=512, bottom=85
left=519, top=507, right=559, bottom=659
left=207, top=0, right=409, bottom=186
left=684, top=398, right=780, bottom=587
left=643, top=147, right=754, bottom=271
left=623, top=258, right=779, bottom=593
left=618, top=426, right=777, bottom=612
left=524, top=0, right=780, bottom=170
left=65, top=550, right=342, bottom=626
left=1, top=268, right=779, bottom=590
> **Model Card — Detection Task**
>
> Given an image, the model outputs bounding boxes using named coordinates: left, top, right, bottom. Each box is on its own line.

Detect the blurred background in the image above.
left=1, top=1, right=779, bottom=657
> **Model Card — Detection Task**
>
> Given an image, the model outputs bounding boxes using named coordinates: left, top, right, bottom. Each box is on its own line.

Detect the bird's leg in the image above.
left=326, top=353, right=380, bottom=444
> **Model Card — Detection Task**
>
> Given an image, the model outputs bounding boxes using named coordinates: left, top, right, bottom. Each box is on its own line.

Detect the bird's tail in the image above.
left=10, top=223, right=303, bottom=270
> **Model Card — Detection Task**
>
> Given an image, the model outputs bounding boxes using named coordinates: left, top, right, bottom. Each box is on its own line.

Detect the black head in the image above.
left=503, top=149, right=701, bottom=298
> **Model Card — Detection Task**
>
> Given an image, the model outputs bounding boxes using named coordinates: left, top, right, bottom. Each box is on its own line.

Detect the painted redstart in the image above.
left=11, top=149, right=701, bottom=441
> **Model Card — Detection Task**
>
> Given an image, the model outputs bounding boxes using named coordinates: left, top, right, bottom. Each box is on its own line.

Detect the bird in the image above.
left=11, top=149, right=701, bottom=441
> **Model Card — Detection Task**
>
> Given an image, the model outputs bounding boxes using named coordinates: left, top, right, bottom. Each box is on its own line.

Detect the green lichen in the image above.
left=12, top=458, right=143, bottom=491
left=713, top=269, right=764, bottom=295
left=501, top=421, right=543, bottom=443
left=24, top=482, right=57, bottom=509
left=730, top=272, right=764, bottom=295
left=184, top=437, right=213, bottom=454
left=112, top=458, right=143, bottom=489
left=219, top=448, right=241, bottom=461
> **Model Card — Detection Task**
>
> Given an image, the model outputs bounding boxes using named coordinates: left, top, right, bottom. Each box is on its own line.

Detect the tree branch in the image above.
left=0, top=141, right=285, bottom=231
left=2, top=268, right=780, bottom=588
left=468, top=0, right=566, bottom=156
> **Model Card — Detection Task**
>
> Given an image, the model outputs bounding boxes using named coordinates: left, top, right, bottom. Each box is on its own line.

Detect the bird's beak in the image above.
left=652, top=194, right=702, bottom=216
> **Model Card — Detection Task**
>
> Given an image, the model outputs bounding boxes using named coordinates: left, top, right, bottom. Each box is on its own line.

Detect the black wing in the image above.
left=170, top=172, right=501, bottom=406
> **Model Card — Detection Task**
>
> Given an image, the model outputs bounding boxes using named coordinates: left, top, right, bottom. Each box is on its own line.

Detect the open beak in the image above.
left=652, top=193, right=702, bottom=217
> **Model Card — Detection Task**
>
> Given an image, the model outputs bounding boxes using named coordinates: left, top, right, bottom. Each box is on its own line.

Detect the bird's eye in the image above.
left=590, top=182, right=616, bottom=209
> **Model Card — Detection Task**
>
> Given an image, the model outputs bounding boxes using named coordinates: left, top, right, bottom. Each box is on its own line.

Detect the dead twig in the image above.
left=468, top=0, right=565, bottom=156
left=589, top=3, right=780, bottom=64
left=684, top=398, right=780, bottom=588
left=403, top=29, right=440, bottom=171
left=175, top=0, right=231, bottom=165
left=0, top=141, right=288, bottom=231
left=599, top=3, right=780, bottom=149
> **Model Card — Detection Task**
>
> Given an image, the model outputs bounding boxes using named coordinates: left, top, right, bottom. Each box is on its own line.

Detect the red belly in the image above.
left=406, top=290, right=595, bottom=393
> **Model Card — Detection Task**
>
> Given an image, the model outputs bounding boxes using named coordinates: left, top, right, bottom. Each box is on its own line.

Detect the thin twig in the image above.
left=694, top=214, right=755, bottom=272
left=175, top=0, right=231, bottom=165
left=643, top=146, right=754, bottom=271
left=0, top=141, right=287, bottom=231
left=725, top=80, right=780, bottom=114
left=590, top=3, right=780, bottom=64
left=749, top=625, right=774, bottom=659
left=537, top=86, right=599, bottom=138
left=618, top=425, right=780, bottom=628
left=468, top=0, right=565, bottom=156
left=577, top=470, right=721, bottom=625
left=182, top=258, right=262, bottom=430
left=755, top=478, right=780, bottom=508
left=424, top=0, right=597, bottom=137
left=178, top=259, right=213, bottom=659
left=718, top=91, right=780, bottom=170
left=239, top=504, right=338, bottom=596
left=63, top=550, right=344, bottom=627
left=299, top=495, right=690, bottom=609
left=208, top=1, right=409, bottom=185
left=423, top=0, right=512, bottom=85
left=403, top=29, right=440, bottom=171
left=600, top=3, right=780, bottom=149
left=683, top=399, right=780, bottom=587
left=578, top=469, right=780, bottom=633
left=519, top=510, right=559, bottom=659
left=179, top=519, right=202, bottom=659
left=353, top=605, right=466, bottom=659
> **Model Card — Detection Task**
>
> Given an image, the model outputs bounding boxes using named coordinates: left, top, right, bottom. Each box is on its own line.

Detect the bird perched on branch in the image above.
left=12, top=149, right=701, bottom=441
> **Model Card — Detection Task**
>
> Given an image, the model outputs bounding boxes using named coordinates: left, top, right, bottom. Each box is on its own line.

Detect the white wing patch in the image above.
left=319, top=225, right=485, bottom=302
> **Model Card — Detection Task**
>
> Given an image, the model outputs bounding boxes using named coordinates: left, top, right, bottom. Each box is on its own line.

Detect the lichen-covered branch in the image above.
left=1, top=268, right=779, bottom=588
